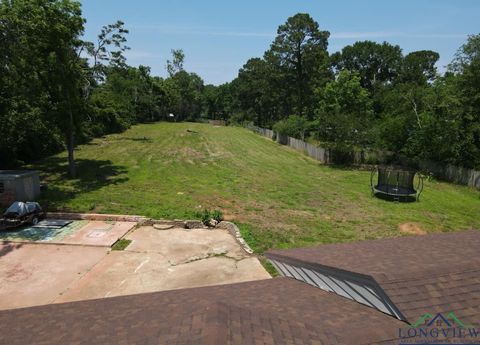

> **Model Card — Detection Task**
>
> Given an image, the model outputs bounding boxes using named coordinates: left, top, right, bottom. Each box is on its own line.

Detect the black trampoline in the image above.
left=370, top=166, right=424, bottom=201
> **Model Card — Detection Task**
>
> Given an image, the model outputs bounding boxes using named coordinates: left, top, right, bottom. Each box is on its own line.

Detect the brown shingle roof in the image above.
left=0, top=278, right=405, bottom=345
left=266, top=230, right=480, bottom=324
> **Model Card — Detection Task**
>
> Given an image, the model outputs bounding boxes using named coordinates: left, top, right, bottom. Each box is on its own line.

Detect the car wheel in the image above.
left=32, top=217, right=39, bottom=225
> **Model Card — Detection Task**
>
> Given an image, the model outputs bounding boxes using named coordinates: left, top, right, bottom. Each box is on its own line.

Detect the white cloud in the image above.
left=130, top=24, right=274, bottom=38
left=130, top=24, right=467, bottom=40
left=331, top=31, right=468, bottom=39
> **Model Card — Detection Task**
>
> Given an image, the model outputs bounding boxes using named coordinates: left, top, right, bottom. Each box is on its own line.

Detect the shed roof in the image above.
left=266, top=230, right=480, bottom=323
left=0, top=170, right=38, bottom=179
left=0, top=278, right=405, bottom=345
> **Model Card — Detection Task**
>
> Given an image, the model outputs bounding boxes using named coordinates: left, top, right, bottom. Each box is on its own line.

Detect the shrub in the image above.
left=211, top=209, right=224, bottom=222
left=273, top=115, right=311, bottom=140
left=196, top=209, right=224, bottom=225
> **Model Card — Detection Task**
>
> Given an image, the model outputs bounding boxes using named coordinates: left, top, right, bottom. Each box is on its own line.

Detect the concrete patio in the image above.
left=0, top=224, right=270, bottom=310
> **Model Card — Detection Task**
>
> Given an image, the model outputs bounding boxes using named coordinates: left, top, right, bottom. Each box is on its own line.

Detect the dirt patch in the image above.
left=196, top=194, right=243, bottom=222
left=221, top=212, right=236, bottom=221
left=166, top=147, right=207, bottom=163
left=285, top=209, right=315, bottom=218
left=398, top=222, right=427, bottom=235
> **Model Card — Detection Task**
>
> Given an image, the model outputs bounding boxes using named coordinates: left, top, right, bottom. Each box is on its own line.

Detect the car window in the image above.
left=26, top=203, right=36, bottom=213
left=6, top=202, right=25, bottom=215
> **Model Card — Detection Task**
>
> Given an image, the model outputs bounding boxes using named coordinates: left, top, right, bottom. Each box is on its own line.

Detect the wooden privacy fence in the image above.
left=247, top=124, right=480, bottom=190
left=208, top=120, right=227, bottom=126
left=278, top=134, right=330, bottom=163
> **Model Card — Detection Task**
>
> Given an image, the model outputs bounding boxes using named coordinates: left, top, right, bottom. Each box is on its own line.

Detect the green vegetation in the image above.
left=2, top=3, right=479, bottom=177
left=259, top=258, right=279, bottom=278
left=1, top=0, right=203, bottom=175
left=195, top=209, right=224, bottom=225
left=1, top=2, right=479, bottom=255
left=111, top=239, right=132, bottom=251
left=231, top=15, right=480, bottom=169
left=34, top=123, right=480, bottom=253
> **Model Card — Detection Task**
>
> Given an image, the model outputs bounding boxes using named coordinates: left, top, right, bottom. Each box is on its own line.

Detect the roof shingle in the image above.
left=266, top=230, right=480, bottom=324
left=0, top=278, right=405, bottom=345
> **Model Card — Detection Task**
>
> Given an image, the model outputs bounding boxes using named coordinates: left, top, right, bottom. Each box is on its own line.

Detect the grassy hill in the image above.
left=33, top=122, right=480, bottom=252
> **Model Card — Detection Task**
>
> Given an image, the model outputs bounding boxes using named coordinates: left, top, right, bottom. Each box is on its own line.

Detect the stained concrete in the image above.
left=1, top=226, right=270, bottom=309
left=125, top=226, right=248, bottom=263
left=57, top=227, right=271, bottom=303
left=59, top=221, right=136, bottom=247
left=0, top=243, right=107, bottom=310
left=0, top=220, right=136, bottom=247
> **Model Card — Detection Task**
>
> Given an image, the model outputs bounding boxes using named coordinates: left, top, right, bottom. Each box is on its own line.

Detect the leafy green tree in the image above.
left=202, top=83, right=234, bottom=120
left=84, top=20, right=130, bottom=83
left=0, top=1, right=65, bottom=166
left=167, top=71, right=204, bottom=121
left=266, top=13, right=331, bottom=117
left=400, top=50, right=440, bottom=84
left=403, top=77, right=462, bottom=163
left=447, top=34, right=480, bottom=167
left=273, top=115, right=310, bottom=140
left=0, top=0, right=132, bottom=175
left=331, top=41, right=403, bottom=91
left=373, top=83, right=430, bottom=153
left=163, top=50, right=204, bottom=121
left=166, top=49, right=185, bottom=77
left=234, top=58, right=282, bottom=126
left=0, top=0, right=87, bottom=176
left=314, top=71, right=373, bottom=147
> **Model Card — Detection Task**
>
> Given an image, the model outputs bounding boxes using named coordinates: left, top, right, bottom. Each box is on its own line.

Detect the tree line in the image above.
left=217, top=14, right=480, bottom=170
left=1, top=0, right=204, bottom=176
left=1, top=2, right=479, bottom=175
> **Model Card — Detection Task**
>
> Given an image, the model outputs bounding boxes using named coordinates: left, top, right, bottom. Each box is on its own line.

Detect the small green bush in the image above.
left=200, top=209, right=211, bottom=224
left=195, top=209, right=224, bottom=225
left=273, top=115, right=311, bottom=140
left=211, top=209, right=224, bottom=222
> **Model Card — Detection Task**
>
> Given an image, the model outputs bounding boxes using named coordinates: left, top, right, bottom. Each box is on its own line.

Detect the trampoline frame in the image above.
left=370, top=166, right=424, bottom=201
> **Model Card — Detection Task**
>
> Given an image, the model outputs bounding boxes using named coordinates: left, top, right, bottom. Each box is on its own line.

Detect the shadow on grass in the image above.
left=373, top=193, right=418, bottom=203
left=112, top=137, right=153, bottom=143
left=82, top=137, right=153, bottom=146
left=326, top=164, right=374, bottom=172
left=33, top=157, right=129, bottom=211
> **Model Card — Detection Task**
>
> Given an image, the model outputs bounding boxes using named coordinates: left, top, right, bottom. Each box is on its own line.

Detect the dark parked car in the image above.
left=1, top=201, right=46, bottom=230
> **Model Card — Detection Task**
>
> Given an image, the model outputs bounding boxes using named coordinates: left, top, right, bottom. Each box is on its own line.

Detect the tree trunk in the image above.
left=67, top=133, right=76, bottom=178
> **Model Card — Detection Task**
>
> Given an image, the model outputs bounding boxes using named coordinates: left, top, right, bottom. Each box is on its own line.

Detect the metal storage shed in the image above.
left=0, top=170, right=41, bottom=205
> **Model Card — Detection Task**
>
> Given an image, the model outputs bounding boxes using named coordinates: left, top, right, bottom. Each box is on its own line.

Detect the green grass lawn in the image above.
left=32, top=122, right=480, bottom=253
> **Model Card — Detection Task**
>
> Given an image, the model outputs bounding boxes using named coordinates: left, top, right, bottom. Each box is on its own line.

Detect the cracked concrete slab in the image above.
left=1, top=225, right=270, bottom=309
left=125, top=226, right=248, bottom=263
left=55, top=251, right=170, bottom=302
left=55, top=226, right=270, bottom=303
left=56, top=253, right=269, bottom=303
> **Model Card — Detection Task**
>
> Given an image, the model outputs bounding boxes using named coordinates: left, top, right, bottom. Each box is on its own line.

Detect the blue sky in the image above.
left=80, top=0, right=480, bottom=85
